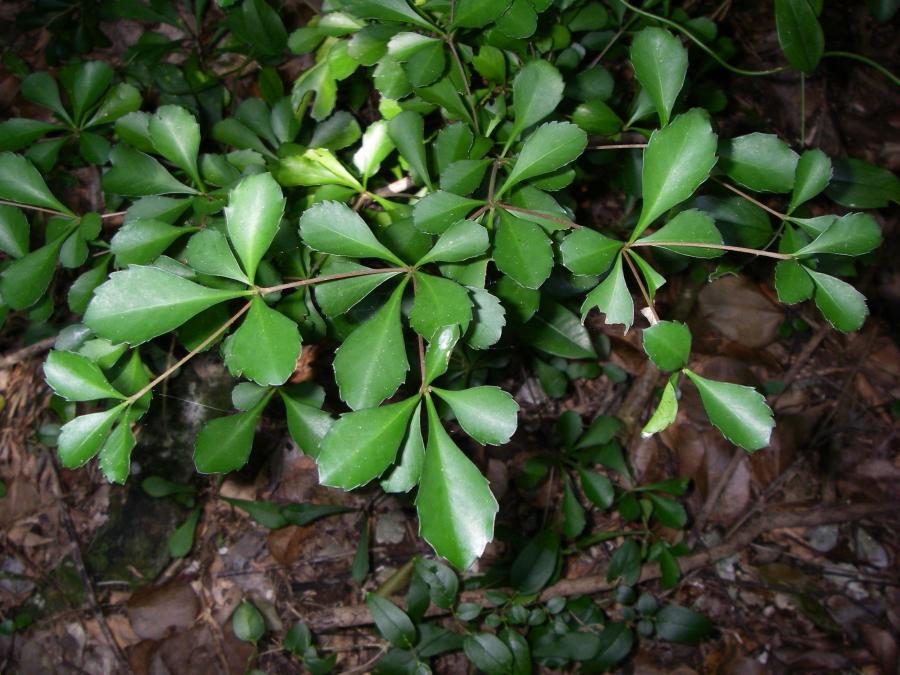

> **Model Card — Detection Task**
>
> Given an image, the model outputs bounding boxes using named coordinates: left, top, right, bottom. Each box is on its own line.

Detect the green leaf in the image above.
left=655, top=605, right=712, bottom=644
left=110, top=219, right=195, bottom=267
left=581, top=254, right=633, bottom=331
left=789, top=148, right=832, bottom=212
left=0, top=152, right=72, bottom=214
left=579, top=468, right=615, bottom=509
left=647, top=493, right=687, bottom=528
left=774, top=0, right=824, bottom=74
left=346, top=0, right=435, bottom=31
left=588, top=623, right=634, bottom=671
left=562, top=477, right=586, bottom=538
left=719, top=133, right=798, bottom=193
left=184, top=229, right=249, bottom=283
left=284, top=623, right=312, bottom=656
left=509, top=60, right=564, bottom=140
left=314, top=260, right=400, bottom=318
left=466, top=286, right=506, bottom=350
left=632, top=109, right=717, bottom=239
left=223, top=297, right=301, bottom=386
left=432, top=385, right=518, bottom=445
left=560, top=229, right=622, bottom=276
left=0, top=206, right=29, bottom=259
left=317, top=397, right=418, bottom=489
left=225, top=172, right=285, bottom=282
left=572, top=99, right=623, bottom=136
left=794, top=212, right=881, bottom=257
left=683, top=370, right=774, bottom=451
left=440, top=159, right=491, bottom=196
left=388, top=111, right=432, bottom=189
left=498, top=122, right=587, bottom=197
left=235, top=0, right=288, bottom=56
left=232, top=601, right=266, bottom=643
left=493, top=212, right=553, bottom=289
left=418, top=220, right=488, bottom=265
left=413, top=191, right=484, bottom=235
left=637, top=209, right=724, bottom=258
left=280, top=390, right=333, bottom=458
left=168, top=507, right=201, bottom=558
left=0, top=119, right=59, bottom=152
left=510, top=530, right=560, bottom=594
left=86, top=83, right=142, bottom=127
left=452, top=0, right=511, bottom=28
left=299, top=200, right=404, bottom=265
left=193, top=394, right=270, bottom=473
left=463, top=634, right=513, bottom=675
left=629, top=27, right=688, bottom=126
left=607, top=538, right=641, bottom=585
left=43, top=350, right=125, bottom=402
left=415, top=558, right=459, bottom=609
left=520, top=301, right=597, bottom=359
left=60, top=61, right=113, bottom=125
left=642, top=321, right=691, bottom=371
left=20, top=72, right=71, bottom=123
left=149, top=105, right=202, bottom=186
left=103, top=145, right=197, bottom=196
left=224, top=497, right=288, bottom=528
left=807, top=268, right=868, bottom=332
left=366, top=594, right=416, bottom=648
left=85, top=266, right=247, bottom=345
left=641, top=375, right=679, bottom=437
left=628, top=251, right=667, bottom=300
left=417, top=398, right=499, bottom=569
left=497, top=0, right=537, bottom=39
left=334, top=279, right=409, bottom=409
left=409, top=272, right=472, bottom=340
left=57, top=404, right=126, bottom=469
left=424, top=324, right=460, bottom=385
left=774, top=260, right=814, bottom=304
left=0, top=236, right=66, bottom=310
left=381, top=402, right=426, bottom=493
left=276, top=147, right=363, bottom=190
left=98, top=422, right=136, bottom=485
left=825, top=158, right=900, bottom=208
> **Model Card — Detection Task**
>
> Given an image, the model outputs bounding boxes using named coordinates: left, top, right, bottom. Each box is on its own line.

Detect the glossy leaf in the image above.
left=509, top=60, right=564, bottom=139
left=432, top=385, right=519, bottom=445
left=452, top=0, right=511, bottom=28
left=413, top=190, right=484, bottom=235
left=464, top=634, right=513, bottom=675
left=807, top=268, right=868, bottom=332
left=184, top=229, right=249, bottom=283
left=510, top=530, right=560, bottom=594
left=789, top=148, right=832, bottom=212
left=223, top=297, right=301, bottom=386
left=560, top=229, right=622, bottom=276
left=719, top=133, right=798, bottom=193
left=683, top=369, right=774, bottom=451
left=775, top=0, right=824, bottom=74
left=103, top=145, right=197, bottom=196
left=0, top=236, right=66, bottom=310
left=493, top=212, right=553, bottom=289
left=520, top=301, right=597, bottom=359
left=225, top=172, right=285, bottom=282
left=0, top=205, right=29, bottom=259
left=381, top=402, right=425, bottom=493
left=637, top=209, right=723, bottom=258
left=110, top=219, right=195, bottom=266
left=44, top=350, right=125, bottom=402
left=641, top=375, right=679, bottom=437
left=423, top=324, right=460, bottom=385
left=57, top=404, right=126, bottom=469
left=655, top=605, right=712, bottom=644
left=793, top=212, right=881, bottom=257
left=149, top=105, right=202, bottom=186
left=317, top=397, right=418, bottom=489
left=409, top=272, right=472, bottom=340
left=281, top=390, right=333, bottom=458
left=0, top=152, right=72, bottom=214
left=366, top=594, right=416, bottom=647
left=562, top=477, right=587, bottom=538
left=299, top=200, right=404, bottom=265
left=388, top=110, right=432, bottom=189
left=499, top=122, right=587, bottom=197
left=642, top=321, right=691, bottom=371
left=581, top=254, right=633, bottom=331
left=418, top=219, right=488, bottom=265
left=825, top=158, right=900, bottom=208
left=417, top=398, right=498, bottom=569
left=193, top=395, right=270, bottom=473
left=0, top=119, right=59, bottom=152
left=629, top=27, right=688, bottom=126
left=99, top=422, right=136, bottom=484
left=579, top=468, right=615, bottom=509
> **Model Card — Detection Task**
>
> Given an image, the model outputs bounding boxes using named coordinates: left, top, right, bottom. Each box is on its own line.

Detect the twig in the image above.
left=0, top=336, right=56, bottom=369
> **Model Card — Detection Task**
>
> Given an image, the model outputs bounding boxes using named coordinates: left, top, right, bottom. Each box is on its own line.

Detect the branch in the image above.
left=0, top=336, right=56, bottom=369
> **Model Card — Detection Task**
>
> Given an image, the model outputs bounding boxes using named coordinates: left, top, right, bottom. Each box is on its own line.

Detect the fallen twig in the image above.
left=0, top=336, right=56, bottom=369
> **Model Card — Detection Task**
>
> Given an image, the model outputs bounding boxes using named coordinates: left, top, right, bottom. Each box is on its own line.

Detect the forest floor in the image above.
left=1, top=1, right=899, bottom=674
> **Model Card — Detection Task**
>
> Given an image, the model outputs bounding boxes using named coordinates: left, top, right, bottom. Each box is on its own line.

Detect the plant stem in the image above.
left=497, top=203, right=581, bottom=229
left=0, top=198, right=71, bottom=218
left=823, top=50, right=900, bottom=87
left=258, top=267, right=407, bottom=295
left=715, top=179, right=789, bottom=221
left=101, top=210, right=127, bottom=220
left=619, top=0, right=790, bottom=77
left=446, top=36, right=480, bottom=134
left=623, top=251, right=659, bottom=323
left=630, top=241, right=793, bottom=260
left=127, top=300, right=253, bottom=404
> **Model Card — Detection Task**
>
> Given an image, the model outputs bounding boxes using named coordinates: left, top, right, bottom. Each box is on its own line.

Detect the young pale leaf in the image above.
left=520, top=301, right=597, bottom=359
left=184, top=230, right=249, bottom=283
left=409, top=272, right=472, bottom=340
left=719, top=133, right=798, bottom=193
left=353, top=119, right=394, bottom=181
left=774, top=0, right=824, bottom=74
left=99, top=422, right=136, bottom=485
left=413, top=190, right=485, bottom=235
left=388, top=110, right=432, bottom=189
left=642, top=374, right=679, bottom=437
left=276, top=147, right=363, bottom=189
left=333, top=279, right=409, bottom=410
left=774, top=260, right=814, bottom=304
left=149, top=105, right=202, bottom=186
left=418, top=219, right=488, bottom=265
left=0, top=152, right=72, bottom=214
left=560, top=229, right=623, bottom=276
left=789, top=149, right=832, bottom=212
left=431, top=386, right=519, bottom=445
left=317, top=397, right=419, bottom=489
left=807, top=268, right=868, bottom=332
left=417, top=398, right=499, bottom=569
left=225, top=172, right=285, bottom=282
left=381, top=403, right=425, bottom=493
left=637, top=209, right=724, bottom=258
left=632, top=109, right=717, bottom=239
left=85, top=266, right=247, bottom=345
left=110, top=219, right=196, bottom=266
left=498, top=122, right=587, bottom=197
left=223, top=297, right=301, bottom=386
left=793, top=212, right=881, bottom=258
left=643, top=321, right=691, bottom=371
left=44, top=350, right=126, bottom=402
left=629, top=27, right=688, bottom=127
left=103, top=145, right=197, bottom=196
left=57, top=404, right=126, bottom=469
left=366, top=594, right=416, bottom=648
left=493, top=212, right=553, bottom=289
left=281, top=391, right=333, bottom=458
left=683, top=370, right=774, bottom=451
left=0, top=237, right=66, bottom=310
left=299, top=200, right=404, bottom=265
left=581, top=254, right=633, bottom=331
left=193, top=395, right=270, bottom=473
left=509, top=60, right=564, bottom=139
left=424, top=324, right=460, bottom=385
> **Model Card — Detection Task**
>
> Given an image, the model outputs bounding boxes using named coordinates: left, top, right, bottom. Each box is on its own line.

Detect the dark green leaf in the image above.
left=807, top=268, right=868, bottom=332
left=825, top=158, right=900, bottom=208
left=168, top=507, right=201, bottom=558
left=683, top=369, right=774, bottom=451
left=562, top=478, right=587, bottom=538
left=409, top=272, right=472, bottom=340
left=775, top=0, right=824, bottom=74
left=580, top=254, right=633, bottom=330
left=793, top=212, right=881, bottom=257
left=367, top=594, right=416, bottom=648
left=57, top=404, right=126, bottom=469
left=655, top=604, right=712, bottom=644
left=520, top=301, right=597, bottom=359
left=560, top=228, right=622, bottom=276
left=509, top=60, right=564, bottom=139
left=223, top=297, right=301, bottom=386
left=463, top=634, right=513, bottom=675
left=493, top=211, right=553, bottom=289
left=629, top=27, right=688, bottom=126
left=103, top=145, right=196, bottom=196
left=719, top=133, right=798, bottom=193
left=510, top=530, right=560, bottom=594
left=0, top=152, right=72, bottom=214
left=789, top=148, right=832, bottom=212
left=498, top=122, right=587, bottom=197
left=642, top=321, right=691, bottom=371
left=607, top=538, right=641, bottom=585
left=388, top=111, right=432, bottom=189
left=98, top=422, right=136, bottom=485
left=300, top=200, right=403, bottom=265
left=637, top=209, right=723, bottom=258
left=193, top=395, right=270, bottom=473
left=431, top=385, right=519, bottom=445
